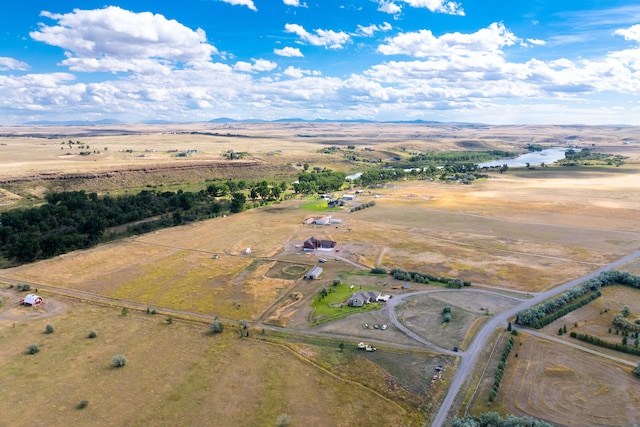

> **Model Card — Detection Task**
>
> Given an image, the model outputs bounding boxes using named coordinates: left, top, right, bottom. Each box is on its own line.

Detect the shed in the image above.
left=305, top=266, right=323, bottom=279
left=21, top=294, right=43, bottom=306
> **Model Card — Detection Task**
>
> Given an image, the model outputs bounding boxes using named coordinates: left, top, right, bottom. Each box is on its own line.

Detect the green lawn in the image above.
left=300, top=198, right=342, bottom=212
left=310, top=283, right=381, bottom=325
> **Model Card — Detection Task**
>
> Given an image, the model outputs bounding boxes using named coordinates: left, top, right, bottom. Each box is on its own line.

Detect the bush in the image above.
left=87, top=330, right=97, bottom=339
left=276, top=414, right=292, bottom=427
left=112, top=354, right=127, bottom=368
left=370, top=267, right=387, bottom=274
left=443, top=313, right=452, bottom=323
left=26, top=343, right=40, bottom=354
left=44, top=324, right=55, bottom=334
left=77, top=400, right=89, bottom=410
left=209, top=318, right=224, bottom=334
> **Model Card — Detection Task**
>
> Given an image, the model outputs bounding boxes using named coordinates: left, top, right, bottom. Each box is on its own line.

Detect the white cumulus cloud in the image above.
left=220, top=0, right=257, bottom=11
left=614, top=24, right=640, bottom=42
left=356, top=22, right=393, bottom=37
left=30, top=7, right=217, bottom=73
left=0, top=57, right=30, bottom=71
left=283, top=0, right=306, bottom=6
left=234, top=59, right=278, bottom=73
left=274, top=47, right=304, bottom=57
left=378, top=22, right=518, bottom=58
left=284, top=23, right=351, bottom=49
left=377, top=1, right=402, bottom=15
left=526, top=38, right=546, bottom=46
left=400, top=0, right=464, bottom=16
left=283, top=66, right=321, bottom=78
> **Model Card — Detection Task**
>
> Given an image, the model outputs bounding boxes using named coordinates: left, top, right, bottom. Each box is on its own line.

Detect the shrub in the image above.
left=26, top=343, right=40, bottom=354
left=209, top=318, right=224, bottom=334
left=166, top=315, right=174, bottom=325
left=276, top=414, right=292, bottom=427
left=370, top=267, right=387, bottom=274
left=87, top=330, right=97, bottom=339
left=112, top=354, right=127, bottom=368
left=77, top=400, right=89, bottom=410
left=44, top=324, right=55, bottom=334
left=443, top=313, right=452, bottom=323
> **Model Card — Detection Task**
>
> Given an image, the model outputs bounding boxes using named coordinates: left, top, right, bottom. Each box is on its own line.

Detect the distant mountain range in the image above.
left=20, top=118, right=632, bottom=126
left=24, top=117, right=445, bottom=125
left=24, top=119, right=124, bottom=125
left=208, top=117, right=445, bottom=124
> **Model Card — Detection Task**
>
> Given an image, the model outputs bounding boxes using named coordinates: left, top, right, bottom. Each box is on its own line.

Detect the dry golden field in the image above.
left=499, top=334, right=640, bottom=427
left=2, top=123, right=640, bottom=426
left=0, top=293, right=409, bottom=427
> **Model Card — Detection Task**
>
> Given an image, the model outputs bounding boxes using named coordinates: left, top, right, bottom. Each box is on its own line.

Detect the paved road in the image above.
left=426, top=249, right=640, bottom=427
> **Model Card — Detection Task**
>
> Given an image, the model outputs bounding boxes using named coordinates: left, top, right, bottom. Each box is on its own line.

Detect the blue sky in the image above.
left=1, top=0, right=640, bottom=124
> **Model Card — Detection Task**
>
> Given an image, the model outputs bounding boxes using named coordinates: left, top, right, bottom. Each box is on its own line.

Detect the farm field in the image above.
left=498, top=334, right=640, bottom=427
left=0, top=293, right=411, bottom=427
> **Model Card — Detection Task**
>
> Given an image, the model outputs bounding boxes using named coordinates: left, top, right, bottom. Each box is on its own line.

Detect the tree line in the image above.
left=452, top=412, right=551, bottom=427
left=569, top=332, right=640, bottom=356
left=488, top=335, right=515, bottom=402
left=0, top=188, right=248, bottom=265
left=352, top=166, right=488, bottom=187
left=515, top=270, right=640, bottom=328
left=368, top=267, right=471, bottom=287
left=291, top=170, right=346, bottom=194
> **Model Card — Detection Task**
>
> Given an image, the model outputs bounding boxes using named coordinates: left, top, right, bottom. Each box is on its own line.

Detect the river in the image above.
left=479, top=147, right=566, bottom=168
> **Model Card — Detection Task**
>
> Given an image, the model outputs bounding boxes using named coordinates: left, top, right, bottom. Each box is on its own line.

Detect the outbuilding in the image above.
left=20, top=294, right=43, bottom=306
left=305, top=266, right=323, bottom=279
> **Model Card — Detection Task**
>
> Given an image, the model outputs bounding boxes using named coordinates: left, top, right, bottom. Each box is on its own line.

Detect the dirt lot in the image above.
left=499, top=334, right=640, bottom=427
left=396, top=290, right=521, bottom=350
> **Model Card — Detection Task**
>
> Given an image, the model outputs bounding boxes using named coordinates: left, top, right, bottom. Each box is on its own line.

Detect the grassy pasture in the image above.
left=0, top=297, right=409, bottom=427
left=497, top=334, right=640, bottom=427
